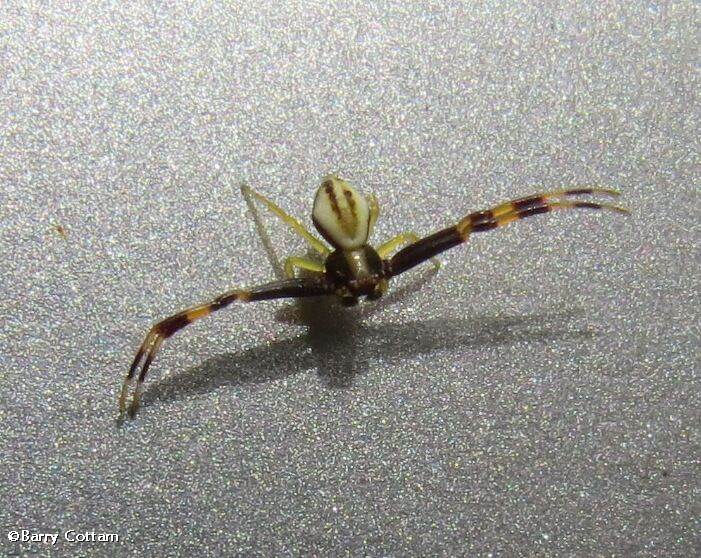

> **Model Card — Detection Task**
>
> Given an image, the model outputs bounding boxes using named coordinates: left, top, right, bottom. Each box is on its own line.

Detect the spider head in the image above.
left=312, top=175, right=375, bottom=250
left=325, top=245, right=388, bottom=304
left=334, top=277, right=388, bottom=306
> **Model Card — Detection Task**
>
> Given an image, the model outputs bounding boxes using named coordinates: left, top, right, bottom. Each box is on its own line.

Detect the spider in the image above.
left=119, top=175, right=628, bottom=417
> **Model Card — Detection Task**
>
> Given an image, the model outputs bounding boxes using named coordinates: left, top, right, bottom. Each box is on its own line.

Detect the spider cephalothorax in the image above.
left=120, top=174, right=628, bottom=417
left=324, top=245, right=388, bottom=304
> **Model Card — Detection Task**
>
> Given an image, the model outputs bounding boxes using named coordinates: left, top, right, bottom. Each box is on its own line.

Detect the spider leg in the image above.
left=283, top=256, right=325, bottom=279
left=368, top=193, right=379, bottom=233
left=377, top=232, right=441, bottom=270
left=120, top=277, right=331, bottom=418
left=241, top=185, right=330, bottom=257
left=386, top=188, right=629, bottom=277
left=488, top=187, right=625, bottom=220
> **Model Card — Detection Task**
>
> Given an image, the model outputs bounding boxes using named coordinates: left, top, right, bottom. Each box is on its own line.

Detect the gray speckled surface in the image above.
left=1, top=2, right=699, bottom=556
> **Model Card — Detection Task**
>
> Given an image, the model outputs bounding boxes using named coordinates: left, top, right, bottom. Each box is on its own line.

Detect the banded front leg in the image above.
left=386, top=187, right=629, bottom=277
left=120, top=278, right=332, bottom=418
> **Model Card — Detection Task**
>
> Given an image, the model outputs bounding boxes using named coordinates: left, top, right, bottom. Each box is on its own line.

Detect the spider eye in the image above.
left=367, top=278, right=387, bottom=300
left=312, top=176, right=371, bottom=249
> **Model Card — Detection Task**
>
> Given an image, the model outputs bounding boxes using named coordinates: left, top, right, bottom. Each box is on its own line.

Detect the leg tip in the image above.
left=591, top=187, right=622, bottom=197
left=600, top=203, right=631, bottom=215
left=117, top=382, right=130, bottom=415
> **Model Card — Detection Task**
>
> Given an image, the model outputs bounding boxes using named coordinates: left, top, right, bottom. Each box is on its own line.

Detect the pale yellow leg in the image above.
left=284, top=256, right=325, bottom=279
left=368, top=193, right=379, bottom=234
left=241, top=185, right=330, bottom=256
left=377, top=232, right=441, bottom=270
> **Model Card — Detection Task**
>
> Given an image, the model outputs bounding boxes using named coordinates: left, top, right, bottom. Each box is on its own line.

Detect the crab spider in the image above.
left=119, top=175, right=628, bottom=417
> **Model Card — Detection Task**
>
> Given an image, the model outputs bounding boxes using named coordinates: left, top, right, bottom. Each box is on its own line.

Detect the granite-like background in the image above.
left=1, top=2, right=698, bottom=556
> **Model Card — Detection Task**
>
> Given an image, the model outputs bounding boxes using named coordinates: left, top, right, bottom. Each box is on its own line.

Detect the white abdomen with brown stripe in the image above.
left=312, top=176, right=372, bottom=249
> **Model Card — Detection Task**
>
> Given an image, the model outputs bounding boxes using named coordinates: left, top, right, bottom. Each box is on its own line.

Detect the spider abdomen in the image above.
left=312, top=176, right=373, bottom=249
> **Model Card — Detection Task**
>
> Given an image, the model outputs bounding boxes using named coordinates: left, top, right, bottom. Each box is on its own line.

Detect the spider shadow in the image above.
left=142, top=268, right=437, bottom=406
left=141, top=275, right=594, bottom=409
